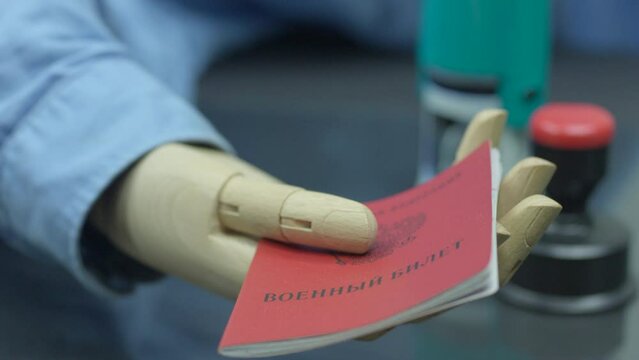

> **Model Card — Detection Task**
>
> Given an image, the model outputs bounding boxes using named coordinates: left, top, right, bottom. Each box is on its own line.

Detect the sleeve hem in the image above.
left=0, top=56, right=233, bottom=296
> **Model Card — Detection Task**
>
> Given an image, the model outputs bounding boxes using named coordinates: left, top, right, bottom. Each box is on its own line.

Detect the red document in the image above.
left=220, top=143, right=499, bottom=357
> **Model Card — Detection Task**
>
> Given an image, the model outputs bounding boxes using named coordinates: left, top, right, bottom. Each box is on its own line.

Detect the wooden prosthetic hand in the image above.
left=360, top=109, right=561, bottom=340
left=90, top=143, right=376, bottom=298
left=91, top=109, right=560, bottom=303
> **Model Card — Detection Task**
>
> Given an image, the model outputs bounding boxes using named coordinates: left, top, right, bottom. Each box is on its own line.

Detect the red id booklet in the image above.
left=219, top=143, right=501, bottom=357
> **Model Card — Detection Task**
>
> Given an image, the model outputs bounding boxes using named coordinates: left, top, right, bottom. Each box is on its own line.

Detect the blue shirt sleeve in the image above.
left=0, top=0, right=417, bottom=297
left=0, top=1, right=276, bottom=295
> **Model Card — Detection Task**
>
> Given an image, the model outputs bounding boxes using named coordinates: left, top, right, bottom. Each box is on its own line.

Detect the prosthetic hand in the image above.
left=90, top=141, right=377, bottom=298
left=91, top=109, right=560, bottom=304
left=359, top=109, right=562, bottom=340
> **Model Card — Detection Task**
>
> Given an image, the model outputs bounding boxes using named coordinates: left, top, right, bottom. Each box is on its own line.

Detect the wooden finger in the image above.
left=498, top=195, right=562, bottom=286
left=219, top=177, right=378, bottom=254
left=454, top=109, right=507, bottom=163
left=497, top=157, right=556, bottom=220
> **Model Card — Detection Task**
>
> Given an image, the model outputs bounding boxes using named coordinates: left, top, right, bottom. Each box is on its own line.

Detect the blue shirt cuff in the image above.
left=0, top=55, right=233, bottom=296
